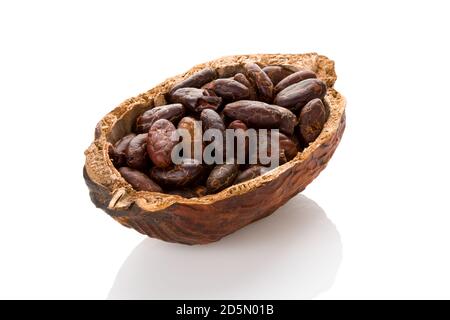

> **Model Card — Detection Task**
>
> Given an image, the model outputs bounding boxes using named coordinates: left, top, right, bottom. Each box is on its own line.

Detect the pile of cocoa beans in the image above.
left=109, top=63, right=329, bottom=198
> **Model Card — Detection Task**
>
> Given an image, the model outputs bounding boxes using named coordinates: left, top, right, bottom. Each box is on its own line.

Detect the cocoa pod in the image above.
left=244, top=63, right=274, bottom=103
left=170, top=88, right=222, bottom=113
left=147, top=119, right=177, bottom=168
left=119, top=167, right=162, bottom=192
left=233, top=73, right=257, bottom=100
left=202, top=78, right=249, bottom=101
left=274, top=70, right=317, bottom=93
left=206, top=164, right=239, bottom=193
left=234, top=165, right=269, bottom=184
left=136, top=103, right=185, bottom=133
left=169, top=67, right=217, bottom=95
left=299, top=98, right=327, bottom=143
left=167, top=185, right=208, bottom=198
left=149, top=159, right=205, bottom=187
left=126, top=133, right=150, bottom=170
left=274, top=78, right=327, bottom=111
left=223, top=100, right=296, bottom=135
left=262, top=65, right=298, bottom=85
left=109, top=133, right=136, bottom=167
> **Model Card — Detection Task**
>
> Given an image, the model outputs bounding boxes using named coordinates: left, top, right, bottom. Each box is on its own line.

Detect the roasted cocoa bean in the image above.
left=136, top=103, right=185, bottom=133
left=244, top=63, right=274, bottom=103
left=147, top=119, right=177, bottom=168
left=234, top=165, right=269, bottom=184
left=202, top=78, right=249, bottom=101
left=274, top=78, right=327, bottom=111
left=126, top=133, right=150, bottom=170
left=109, top=133, right=136, bottom=167
left=200, top=109, right=225, bottom=132
left=274, top=70, right=317, bottom=93
left=248, top=131, right=298, bottom=165
left=177, top=117, right=203, bottom=158
left=228, top=120, right=248, bottom=130
left=206, top=164, right=239, bottom=193
left=223, top=100, right=296, bottom=135
left=169, top=67, right=217, bottom=95
left=299, top=98, right=327, bottom=143
left=149, top=159, right=204, bottom=187
left=233, top=73, right=257, bottom=100
left=262, top=65, right=298, bottom=85
left=170, top=88, right=222, bottom=113
left=119, top=167, right=162, bottom=192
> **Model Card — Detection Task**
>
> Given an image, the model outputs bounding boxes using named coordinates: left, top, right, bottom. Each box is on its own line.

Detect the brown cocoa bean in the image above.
left=149, top=159, right=205, bottom=187
left=262, top=65, right=298, bottom=85
left=202, top=78, right=249, bottom=101
left=169, top=67, right=217, bottom=95
left=274, top=70, right=317, bottom=93
left=234, top=165, right=269, bottom=184
left=233, top=73, right=257, bottom=100
left=206, top=164, right=239, bottom=193
left=274, top=78, right=327, bottom=111
left=126, top=133, right=150, bottom=170
left=223, top=100, right=296, bottom=135
left=177, top=117, right=203, bottom=158
left=147, top=119, right=177, bottom=168
left=109, top=133, right=136, bottom=167
left=299, top=98, right=327, bottom=143
left=136, top=103, right=185, bottom=133
left=228, top=120, right=248, bottom=130
left=170, top=88, right=222, bottom=113
left=119, top=167, right=162, bottom=192
left=200, top=109, right=225, bottom=132
left=248, top=131, right=298, bottom=165
left=244, top=63, right=274, bottom=103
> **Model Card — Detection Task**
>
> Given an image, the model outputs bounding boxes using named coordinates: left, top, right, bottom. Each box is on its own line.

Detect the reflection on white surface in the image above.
left=108, top=195, right=342, bottom=299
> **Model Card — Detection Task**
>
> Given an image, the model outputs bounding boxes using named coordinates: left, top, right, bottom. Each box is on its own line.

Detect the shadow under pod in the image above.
left=108, top=194, right=343, bottom=299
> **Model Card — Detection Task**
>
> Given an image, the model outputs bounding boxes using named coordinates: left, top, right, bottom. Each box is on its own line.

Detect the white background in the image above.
left=1, top=0, right=449, bottom=299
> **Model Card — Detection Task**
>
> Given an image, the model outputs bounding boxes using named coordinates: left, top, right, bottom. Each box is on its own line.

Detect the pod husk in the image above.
left=84, top=53, right=346, bottom=245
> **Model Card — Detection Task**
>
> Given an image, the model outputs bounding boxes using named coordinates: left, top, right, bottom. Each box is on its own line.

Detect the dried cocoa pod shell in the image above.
left=262, top=65, right=299, bottom=85
left=136, top=103, right=185, bottom=133
left=223, top=100, right=296, bottom=136
left=244, top=63, right=274, bottom=103
left=109, top=133, right=136, bottom=167
left=167, top=185, right=208, bottom=199
left=206, top=164, right=239, bottom=193
left=126, top=133, right=150, bottom=170
left=147, top=119, right=177, bottom=168
left=274, top=70, right=317, bottom=93
left=118, top=167, right=162, bottom=192
left=84, top=53, right=345, bottom=245
left=274, top=78, right=327, bottom=111
left=149, top=159, right=205, bottom=188
left=299, top=98, right=327, bottom=143
left=169, top=67, right=217, bottom=95
left=202, top=78, right=249, bottom=101
left=170, top=88, right=222, bottom=113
